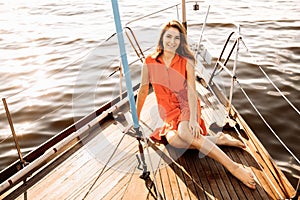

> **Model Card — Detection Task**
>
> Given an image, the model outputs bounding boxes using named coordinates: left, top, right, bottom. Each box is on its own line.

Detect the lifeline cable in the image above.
left=202, top=78, right=285, bottom=198
left=240, top=38, right=300, bottom=116
left=202, top=36, right=299, bottom=165
left=236, top=80, right=299, bottom=165
left=81, top=131, right=127, bottom=199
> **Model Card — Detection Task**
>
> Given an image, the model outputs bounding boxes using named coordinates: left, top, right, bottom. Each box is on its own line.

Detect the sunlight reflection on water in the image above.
left=0, top=0, right=299, bottom=187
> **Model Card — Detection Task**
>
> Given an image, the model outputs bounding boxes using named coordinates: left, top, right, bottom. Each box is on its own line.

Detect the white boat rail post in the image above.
left=2, top=98, right=26, bottom=167
left=227, top=25, right=240, bottom=114
left=195, top=4, right=210, bottom=57
left=2, top=98, right=29, bottom=200
left=124, top=27, right=145, bottom=63
left=111, top=1, right=161, bottom=199
left=207, top=31, right=237, bottom=89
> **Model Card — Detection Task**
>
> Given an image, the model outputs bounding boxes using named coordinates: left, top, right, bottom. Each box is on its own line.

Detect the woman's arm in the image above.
left=186, top=59, right=202, bottom=137
left=136, top=62, right=149, bottom=120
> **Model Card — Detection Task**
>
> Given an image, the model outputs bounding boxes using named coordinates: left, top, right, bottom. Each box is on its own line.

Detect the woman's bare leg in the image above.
left=165, top=130, right=193, bottom=148
left=207, top=132, right=246, bottom=148
left=166, top=131, right=245, bottom=149
left=166, top=121, right=256, bottom=189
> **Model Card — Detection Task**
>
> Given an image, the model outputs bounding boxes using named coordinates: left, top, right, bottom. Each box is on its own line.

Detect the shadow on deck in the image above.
left=141, top=129, right=274, bottom=200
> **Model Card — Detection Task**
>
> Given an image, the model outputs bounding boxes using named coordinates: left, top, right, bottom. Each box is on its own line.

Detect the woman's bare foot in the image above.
left=230, top=163, right=256, bottom=189
left=216, top=132, right=246, bottom=148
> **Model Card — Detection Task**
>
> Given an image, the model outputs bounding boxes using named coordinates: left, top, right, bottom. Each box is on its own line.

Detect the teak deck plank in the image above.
left=101, top=171, right=133, bottom=200
left=200, top=154, right=223, bottom=198
left=192, top=156, right=213, bottom=200
left=173, top=149, right=200, bottom=200
left=153, top=163, right=165, bottom=200
left=118, top=168, right=150, bottom=200
left=206, top=154, right=232, bottom=199
left=185, top=152, right=209, bottom=200
left=231, top=145, right=275, bottom=199
left=211, top=158, right=240, bottom=200
left=12, top=116, right=139, bottom=200
left=3, top=85, right=295, bottom=200
left=166, top=162, right=183, bottom=199
left=226, top=145, right=260, bottom=199
left=72, top=131, right=138, bottom=199
left=231, top=105, right=295, bottom=198
left=226, top=148, right=258, bottom=200
left=169, top=160, right=191, bottom=200
left=159, top=162, right=175, bottom=200
left=198, top=83, right=274, bottom=198
left=197, top=80, right=289, bottom=199
left=225, top=128, right=279, bottom=199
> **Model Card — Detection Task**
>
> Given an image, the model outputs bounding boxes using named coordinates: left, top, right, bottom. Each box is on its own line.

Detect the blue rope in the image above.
left=111, top=0, right=139, bottom=129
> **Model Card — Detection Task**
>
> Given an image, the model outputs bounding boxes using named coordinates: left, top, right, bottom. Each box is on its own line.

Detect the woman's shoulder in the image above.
left=145, top=52, right=159, bottom=63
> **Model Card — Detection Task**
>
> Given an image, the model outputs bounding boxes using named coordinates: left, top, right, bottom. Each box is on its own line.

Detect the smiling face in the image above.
left=155, top=20, right=194, bottom=62
left=162, top=27, right=180, bottom=54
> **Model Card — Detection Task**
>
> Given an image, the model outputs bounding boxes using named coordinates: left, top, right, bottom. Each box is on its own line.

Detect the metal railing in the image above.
left=193, top=3, right=299, bottom=167
left=1, top=1, right=298, bottom=193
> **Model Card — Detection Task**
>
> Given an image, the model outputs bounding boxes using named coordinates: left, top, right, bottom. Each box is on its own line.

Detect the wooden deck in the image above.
left=1, top=80, right=296, bottom=200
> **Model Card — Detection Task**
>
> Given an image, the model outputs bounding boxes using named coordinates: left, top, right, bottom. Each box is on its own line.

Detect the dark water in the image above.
left=0, top=0, right=299, bottom=188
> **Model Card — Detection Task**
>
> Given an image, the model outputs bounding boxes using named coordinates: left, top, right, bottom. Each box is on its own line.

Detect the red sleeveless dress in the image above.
left=145, top=53, right=207, bottom=143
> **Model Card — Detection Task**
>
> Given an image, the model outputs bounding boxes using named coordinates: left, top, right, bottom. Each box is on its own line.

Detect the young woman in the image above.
left=136, top=20, right=256, bottom=189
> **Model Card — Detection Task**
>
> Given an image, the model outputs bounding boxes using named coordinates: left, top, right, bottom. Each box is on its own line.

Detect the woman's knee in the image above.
left=178, top=121, right=194, bottom=142
left=178, top=121, right=189, bottom=134
left=165, top=131, right=176, bottom=143
left=166, top=131, right=189, bottom=148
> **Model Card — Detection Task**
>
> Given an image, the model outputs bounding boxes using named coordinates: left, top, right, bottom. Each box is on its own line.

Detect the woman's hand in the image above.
left=188, top=120, right=203, bottom=138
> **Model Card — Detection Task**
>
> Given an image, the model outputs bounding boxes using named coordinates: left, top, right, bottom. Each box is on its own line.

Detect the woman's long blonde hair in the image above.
left=153, top=20, right=195, bottom=63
